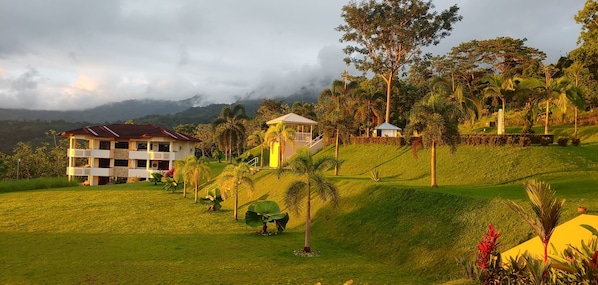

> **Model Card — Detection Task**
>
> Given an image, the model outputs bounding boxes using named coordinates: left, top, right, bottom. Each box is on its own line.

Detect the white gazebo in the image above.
left=375, top=122, right=402, bottom=137
left=266, top=113, right=322, bottom=167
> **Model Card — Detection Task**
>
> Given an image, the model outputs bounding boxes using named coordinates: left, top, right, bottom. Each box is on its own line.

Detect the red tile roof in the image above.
left=61, top=124, right=200, bottom=142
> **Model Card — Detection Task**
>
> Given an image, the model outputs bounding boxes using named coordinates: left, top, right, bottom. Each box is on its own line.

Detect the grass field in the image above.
left=1, top=125, right=597, bottom=284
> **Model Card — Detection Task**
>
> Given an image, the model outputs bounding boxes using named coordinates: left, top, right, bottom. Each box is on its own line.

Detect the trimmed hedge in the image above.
left=348, top=134, right=554, bottom=147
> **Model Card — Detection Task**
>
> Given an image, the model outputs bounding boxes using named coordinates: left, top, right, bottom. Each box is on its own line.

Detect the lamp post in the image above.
left=17, top=158, right=21, bottom=180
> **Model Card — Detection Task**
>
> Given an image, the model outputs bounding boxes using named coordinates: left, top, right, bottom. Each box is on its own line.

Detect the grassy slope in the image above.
left=248, top=125, right=598, bottom=283
left=1, top=125, right=597, bottom=284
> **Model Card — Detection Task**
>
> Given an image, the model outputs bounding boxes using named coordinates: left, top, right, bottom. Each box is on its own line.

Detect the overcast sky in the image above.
left=0, top=0, right=586, bottom=111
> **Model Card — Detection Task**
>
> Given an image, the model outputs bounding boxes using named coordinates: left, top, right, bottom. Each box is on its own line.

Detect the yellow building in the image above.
left=266, top=113, right=322, bottom=168
left=61, top=124, right=199, bottom=185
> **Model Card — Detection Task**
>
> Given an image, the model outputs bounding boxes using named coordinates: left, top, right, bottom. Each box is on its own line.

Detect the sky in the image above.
left=0, top=0, right=587, bottom=111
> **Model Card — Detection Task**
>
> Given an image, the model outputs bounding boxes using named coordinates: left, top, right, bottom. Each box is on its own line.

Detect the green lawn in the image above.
left=1, top=125, right=597, bottom=284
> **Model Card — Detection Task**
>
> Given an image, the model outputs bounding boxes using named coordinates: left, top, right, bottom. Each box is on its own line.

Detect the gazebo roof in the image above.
left=266, top=113, right=318, bottom=126
left=375, top=122, right=401, bottom=130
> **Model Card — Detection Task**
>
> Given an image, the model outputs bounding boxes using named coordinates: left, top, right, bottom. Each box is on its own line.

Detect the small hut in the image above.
left=375, top=123, right=402, bottom=137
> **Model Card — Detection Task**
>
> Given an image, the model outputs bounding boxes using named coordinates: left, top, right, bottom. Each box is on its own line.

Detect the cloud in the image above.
left=0, top=0, right=587, bottom=111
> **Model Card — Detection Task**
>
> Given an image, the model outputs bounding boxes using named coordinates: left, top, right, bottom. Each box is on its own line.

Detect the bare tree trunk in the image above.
left=334, top=127, right=339, bottom=176
left=544, top=100, right=550, bottom=135
left=574, top=107, right=578, bottom=139
left=304, top=186, right=312, bottom=253
left=234, top=187, right=239, bottom=221
left=383, top=71, right=394, bottom=124
left=431, top=141, right=437, bottom=188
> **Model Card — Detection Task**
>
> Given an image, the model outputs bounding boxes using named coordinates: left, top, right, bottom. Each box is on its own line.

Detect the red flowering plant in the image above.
left=477, top=224, right=501, bottom=269
left=164, top=167, right=175, bottom=178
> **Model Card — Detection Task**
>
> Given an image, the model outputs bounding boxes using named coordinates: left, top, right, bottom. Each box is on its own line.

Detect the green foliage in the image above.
left=245, top=200, right=289, bottom=234
left=218, top=163, right=254, bottom=221
left=369, top=168, right=380, bottom=182
left=149, top=173, right=163, bottom=185
left=162, top=177, right=178, bottom=193
left=557, top=137, right=570, bottom=146
left=201, top=187, right=224, bottom=211
left=504, top=180, right=566, bottom=263
left=0, top=177, right=78, bottom=193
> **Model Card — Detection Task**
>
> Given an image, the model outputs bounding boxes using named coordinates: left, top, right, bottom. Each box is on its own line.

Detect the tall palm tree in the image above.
left=482, top=74, right=525, bottom=134
left=175, top=155, right=211, bottom=203
left=405, top=93, right=462, bottom=188
left=247, top=130, right=266, bottom=168
left=279, top=147, right=339, bottom=253
left=504, top=180, right=565, bottom=264
left=264, top=121, right=296, bottom=169
left=218, top=163, right=254, bottom=221
left=212, top=104, right=248, bottom=164
left=564, top=61, right=589, bottom=139
left=536, top=67, right=575, bottom=135
left=319, top=79, right=358, bottom=176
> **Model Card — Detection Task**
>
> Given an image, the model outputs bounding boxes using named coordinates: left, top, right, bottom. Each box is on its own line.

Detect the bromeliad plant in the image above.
left=245, top=200, right=289, bottom=235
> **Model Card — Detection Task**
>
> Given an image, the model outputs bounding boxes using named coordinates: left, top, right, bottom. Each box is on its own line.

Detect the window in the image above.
left=114, top=159, right=128, bottom=167
left=99, top=141, right=111, bottom=150
left=137, top=160, right=147, bottom=168
left=98, top=158, right=110, bottom=168
left=115, top=141, right=129, bottom=149
left=158, top=143, right=170, bottom=152
left=137, top=142, right=147, bottom=150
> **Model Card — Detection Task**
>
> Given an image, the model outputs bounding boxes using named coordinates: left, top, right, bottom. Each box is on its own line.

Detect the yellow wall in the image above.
left=269, top=142, right=280, bottom=168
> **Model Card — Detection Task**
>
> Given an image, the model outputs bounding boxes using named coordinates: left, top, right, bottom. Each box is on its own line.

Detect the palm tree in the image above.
left=564, top=61, right=589, bottom=139
left=355, top=79, right=385, bottom=137
left=482, top=74, right=525, bottom=134
left=431, top=76, right=483, bottom=126
left=173, top=158, right=190, bottom=198
left=319, top=79, right=358, bottom=176
left=536, top=67, right=575, bottom=135
left=504, top=180, right=565, bottom=264
left=247, top=130, right=266, bottom=168
left=279, top=147, right=339, bottom=253
left=264, top=121, right=296, bottom=169
left=212, top=104, right=248, bottom=164
left=218, top=163, right=254, bottom=221
left=405, top=93, right=462, bottom=188
left=184, top=155, right=211, bottom=203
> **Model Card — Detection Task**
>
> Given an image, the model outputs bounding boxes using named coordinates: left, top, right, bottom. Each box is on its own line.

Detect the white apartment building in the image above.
left=61, top=124, right=199, bottom=186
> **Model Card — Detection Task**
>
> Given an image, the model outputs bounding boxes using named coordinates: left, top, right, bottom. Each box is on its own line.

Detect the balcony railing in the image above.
left=66, top=167, right=112, bottom=177
left=129, top=151, right=173, bottom=160
left=68, top=149, right=111, bottom=158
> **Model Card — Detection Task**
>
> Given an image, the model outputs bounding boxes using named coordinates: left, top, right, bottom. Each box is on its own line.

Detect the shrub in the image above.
left=557, top=137, right=569, bottom=147
left=572, top=137, right=581, bottom=146
left=518, top=136, right=531, bottom=147
left=540, top=136, right=551, bottom=146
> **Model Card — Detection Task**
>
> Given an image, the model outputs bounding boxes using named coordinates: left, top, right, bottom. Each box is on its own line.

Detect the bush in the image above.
left=572, top=137, right=581, bottom=146
left=540, top=136, right=552, bottom=146
left=557, top=137, right=569, bottom=147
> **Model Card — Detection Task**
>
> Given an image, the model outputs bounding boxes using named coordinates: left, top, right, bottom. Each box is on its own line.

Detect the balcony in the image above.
left=67, top=167, right=112, bottom=177
left=68, top=149, right=111, bottom=158
left=129, top=151, right=173, bottom=160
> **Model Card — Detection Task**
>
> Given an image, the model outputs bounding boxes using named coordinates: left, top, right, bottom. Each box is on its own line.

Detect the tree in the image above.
left=355, top=78, right=386, bottom=136
left=212, top=104, right=248, bottom=164
left=405, top=93, right=461, bottom=188
left=337, top=0, right=462, bottom=123
left=482, top=75, right=527, bottom=134
left=173, top=158, right=190, bottom=198
left=264, top=122, right=296, bottom=169
left=564, top=61, right=589, bottom=138
left=194, top=124, right=216, bottom=157
left=279, top=147, right=339, bottom=253
left=504, top=180, right=565, bottom=264
left=318, top=79, right=358, bottom=175
left=536, top=67, right=577, bottom=134
left=431, top=76, right=482, bottom=126
left=181, top=155, right=211, bottom=203
left=247, top=130, right=266, bottom=168
left=218, top=163, right=254, bottom=221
